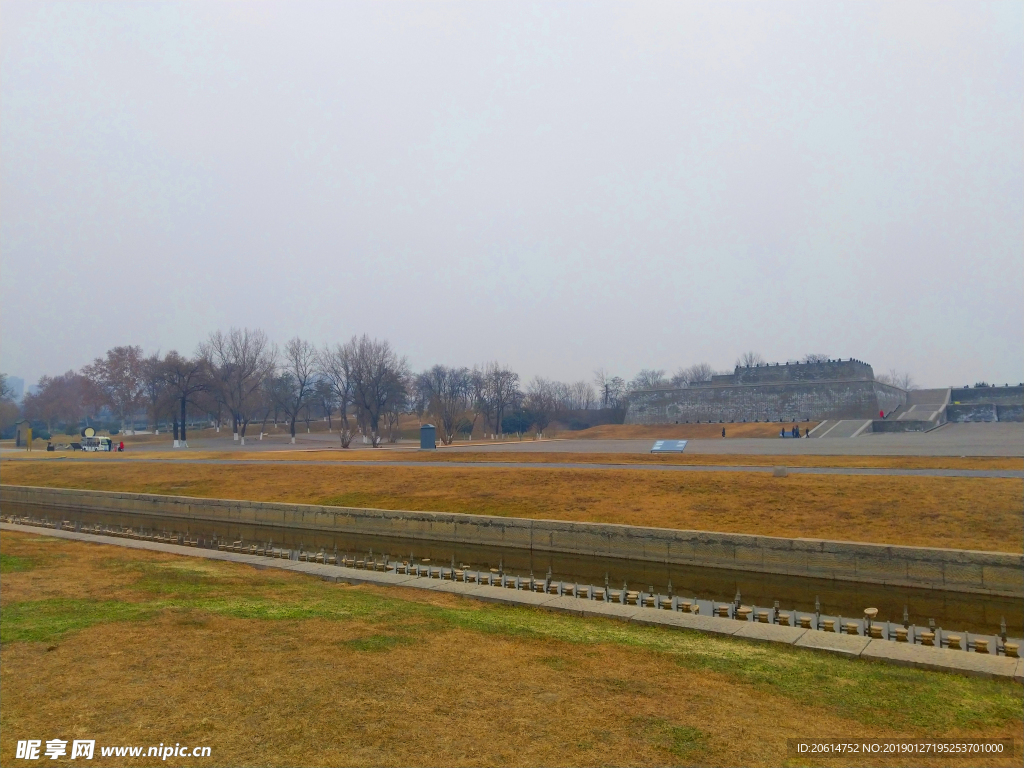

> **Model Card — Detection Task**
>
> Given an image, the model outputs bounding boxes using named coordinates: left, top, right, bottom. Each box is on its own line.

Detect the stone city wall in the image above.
left=627, top=360, right=905, bottom=424
left=2, top=485, right=1019, bottom=597
left=712, top=359, right=874, bottom=386
left=626, top=380, right=906, bottom=424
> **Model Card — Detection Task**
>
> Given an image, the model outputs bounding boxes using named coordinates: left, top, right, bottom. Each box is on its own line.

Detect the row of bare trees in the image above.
left=409, top=363, right=525, bottom=445
left=10, top=339, right=920, bottom=445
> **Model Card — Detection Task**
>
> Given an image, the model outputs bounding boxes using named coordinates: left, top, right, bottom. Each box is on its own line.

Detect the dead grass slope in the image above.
left=2, top=531, right=1020, bottom=768
left=2, top=462, right=1020, bottom=552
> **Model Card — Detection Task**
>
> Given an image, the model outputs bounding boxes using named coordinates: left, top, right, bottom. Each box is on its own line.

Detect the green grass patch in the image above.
left=1, top=539, right=1019, bottom=736
left=0, top=598, right=157, bottom=643
left=636, top=716, right=710, bottom=762
left=341, top=633, right=414, bottom=652
left=0, top=553, right=36, bottom=573
left=669, top=725, right=708, bottom=758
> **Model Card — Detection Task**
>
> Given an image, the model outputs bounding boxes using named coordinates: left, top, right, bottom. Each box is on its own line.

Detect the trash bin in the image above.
left=420, top=424, right=436, bottom=450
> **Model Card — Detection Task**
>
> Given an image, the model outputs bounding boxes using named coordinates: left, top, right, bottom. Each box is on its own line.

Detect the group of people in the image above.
left=781, top=425, right=804, bottom=438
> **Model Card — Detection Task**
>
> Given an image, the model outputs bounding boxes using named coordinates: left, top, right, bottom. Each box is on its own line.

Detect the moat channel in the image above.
left=14, top=504, right=1022, bottom=640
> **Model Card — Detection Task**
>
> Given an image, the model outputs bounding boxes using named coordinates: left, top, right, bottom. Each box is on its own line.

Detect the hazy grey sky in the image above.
left=2, top=1, right=1021, bottom=388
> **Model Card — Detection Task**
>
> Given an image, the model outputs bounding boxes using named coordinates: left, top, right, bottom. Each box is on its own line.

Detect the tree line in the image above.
left=3, top=340, right=915, bottom=445
left=7, top=330, right=624, bottom=446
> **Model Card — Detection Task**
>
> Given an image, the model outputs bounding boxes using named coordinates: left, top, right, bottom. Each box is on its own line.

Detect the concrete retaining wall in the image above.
left=946, top=404, right=998, bottom=423
left=870, top=420, right=935, bottom=433
left=950, top=386, right=1024, bottom=405
left=996, top=404, right=1024, bottom=422
left=3, top=484, right=1020, bottom=597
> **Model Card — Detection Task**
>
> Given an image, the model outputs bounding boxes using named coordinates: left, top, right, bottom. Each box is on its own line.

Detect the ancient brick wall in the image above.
left=626, top=360, right=905, bottom=424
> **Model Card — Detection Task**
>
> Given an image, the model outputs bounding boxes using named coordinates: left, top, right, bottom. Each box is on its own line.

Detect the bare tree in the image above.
left=82, top=345, right=146, bottom=433
left=273, top=338, right=317, bottom=444
left=318, top=342, right=357, bottom=448
left=21, top=372, right=88, bottom=433
left=736, top=351, right=766, bottom=368
left=382, top=382, right=408, bottom=443
left=161, top=351, right=211, bottom=447
left=628, top=369, right=667, bottom=391
left=593, top=369, right=613, bottom=408
left=593, top=370, right=627, bottom=409
left=256, top=376, right=284, bottom=439
left=564, top=380, right=595, bottom=410
left=202, top=328, right=277, bottom=445
left=876, top=369, right=917, bottom=391
left=348, top=335, right=410, bottom=446
left=671, top=362, right=716, bottom=387
left=419, top=365, right=472, bottom=445
left=0, top=373, right=19, bottom=436
left=141, top=354, right=171, bottom=434
left=481, top=362, right=520, bottom=438
left=470, top=368, right=492, bottom=436
left=525, top=377, right=558, bottom=435
left=313, top=377, right=337, bottom=431
left=802, top=353, right=830, bottom=364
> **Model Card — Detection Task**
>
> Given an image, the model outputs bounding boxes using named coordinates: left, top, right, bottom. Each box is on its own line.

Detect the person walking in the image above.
left=721, top=427, right=726, bottom=438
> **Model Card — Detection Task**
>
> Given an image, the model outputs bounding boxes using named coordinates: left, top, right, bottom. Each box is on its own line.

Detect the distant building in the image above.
left=7, top=376, right=24, bottom=400
left=625, top=359, right=906, bottom=424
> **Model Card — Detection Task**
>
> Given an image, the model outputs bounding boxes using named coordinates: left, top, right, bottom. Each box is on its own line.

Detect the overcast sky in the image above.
left=2, top=1, right=1021, bottom=388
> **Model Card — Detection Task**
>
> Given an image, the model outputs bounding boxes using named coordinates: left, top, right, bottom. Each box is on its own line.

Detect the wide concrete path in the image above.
left=14, top=422, right=1019, bottom=457
left=9, top=456, right=1020, bottom=478
left=447, top=424, right=1023, bottom=457
left=4, top=523, right=1020, bottom=683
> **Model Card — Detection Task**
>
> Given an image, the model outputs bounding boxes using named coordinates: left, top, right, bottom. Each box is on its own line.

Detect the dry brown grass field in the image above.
left=7, top=448, right=1021, bottom=471
left=2, top=461, right=1020, bottom=552
left=1, top=531, right=1020, bottom=768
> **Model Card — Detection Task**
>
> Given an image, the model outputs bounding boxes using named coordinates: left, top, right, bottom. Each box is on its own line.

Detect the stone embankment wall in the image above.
left=2, top=485, right=1019, bottom=597
left=945, top=386, right=1024, bottom=423
left=626, top=359, right=906, bottom=424
left=627, top=380, right=905, bottom=424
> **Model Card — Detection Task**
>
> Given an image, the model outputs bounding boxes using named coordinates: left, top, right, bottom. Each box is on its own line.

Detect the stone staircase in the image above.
left=871, top=389, right=950, bottom=433
left=808, top=419, right=872, bottom=438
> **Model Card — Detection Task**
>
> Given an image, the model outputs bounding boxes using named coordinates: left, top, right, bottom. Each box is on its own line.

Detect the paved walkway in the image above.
left=10, top=456, right=1021, bottom=478
left=4, top=523, right=1020, bottom=683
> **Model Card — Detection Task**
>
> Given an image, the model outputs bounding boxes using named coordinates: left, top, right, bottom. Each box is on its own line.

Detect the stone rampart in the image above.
left=706, top=359, right=874, bottom=386
left=2, top=485, right=1019, bottom=597
left=627, top=359, right=905, bottom=424
left=627, top=380, right=905, bottom=424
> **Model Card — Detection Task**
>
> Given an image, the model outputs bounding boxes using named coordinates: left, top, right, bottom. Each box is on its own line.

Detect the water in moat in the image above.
left=9, top=505, right=1022, bottom=640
